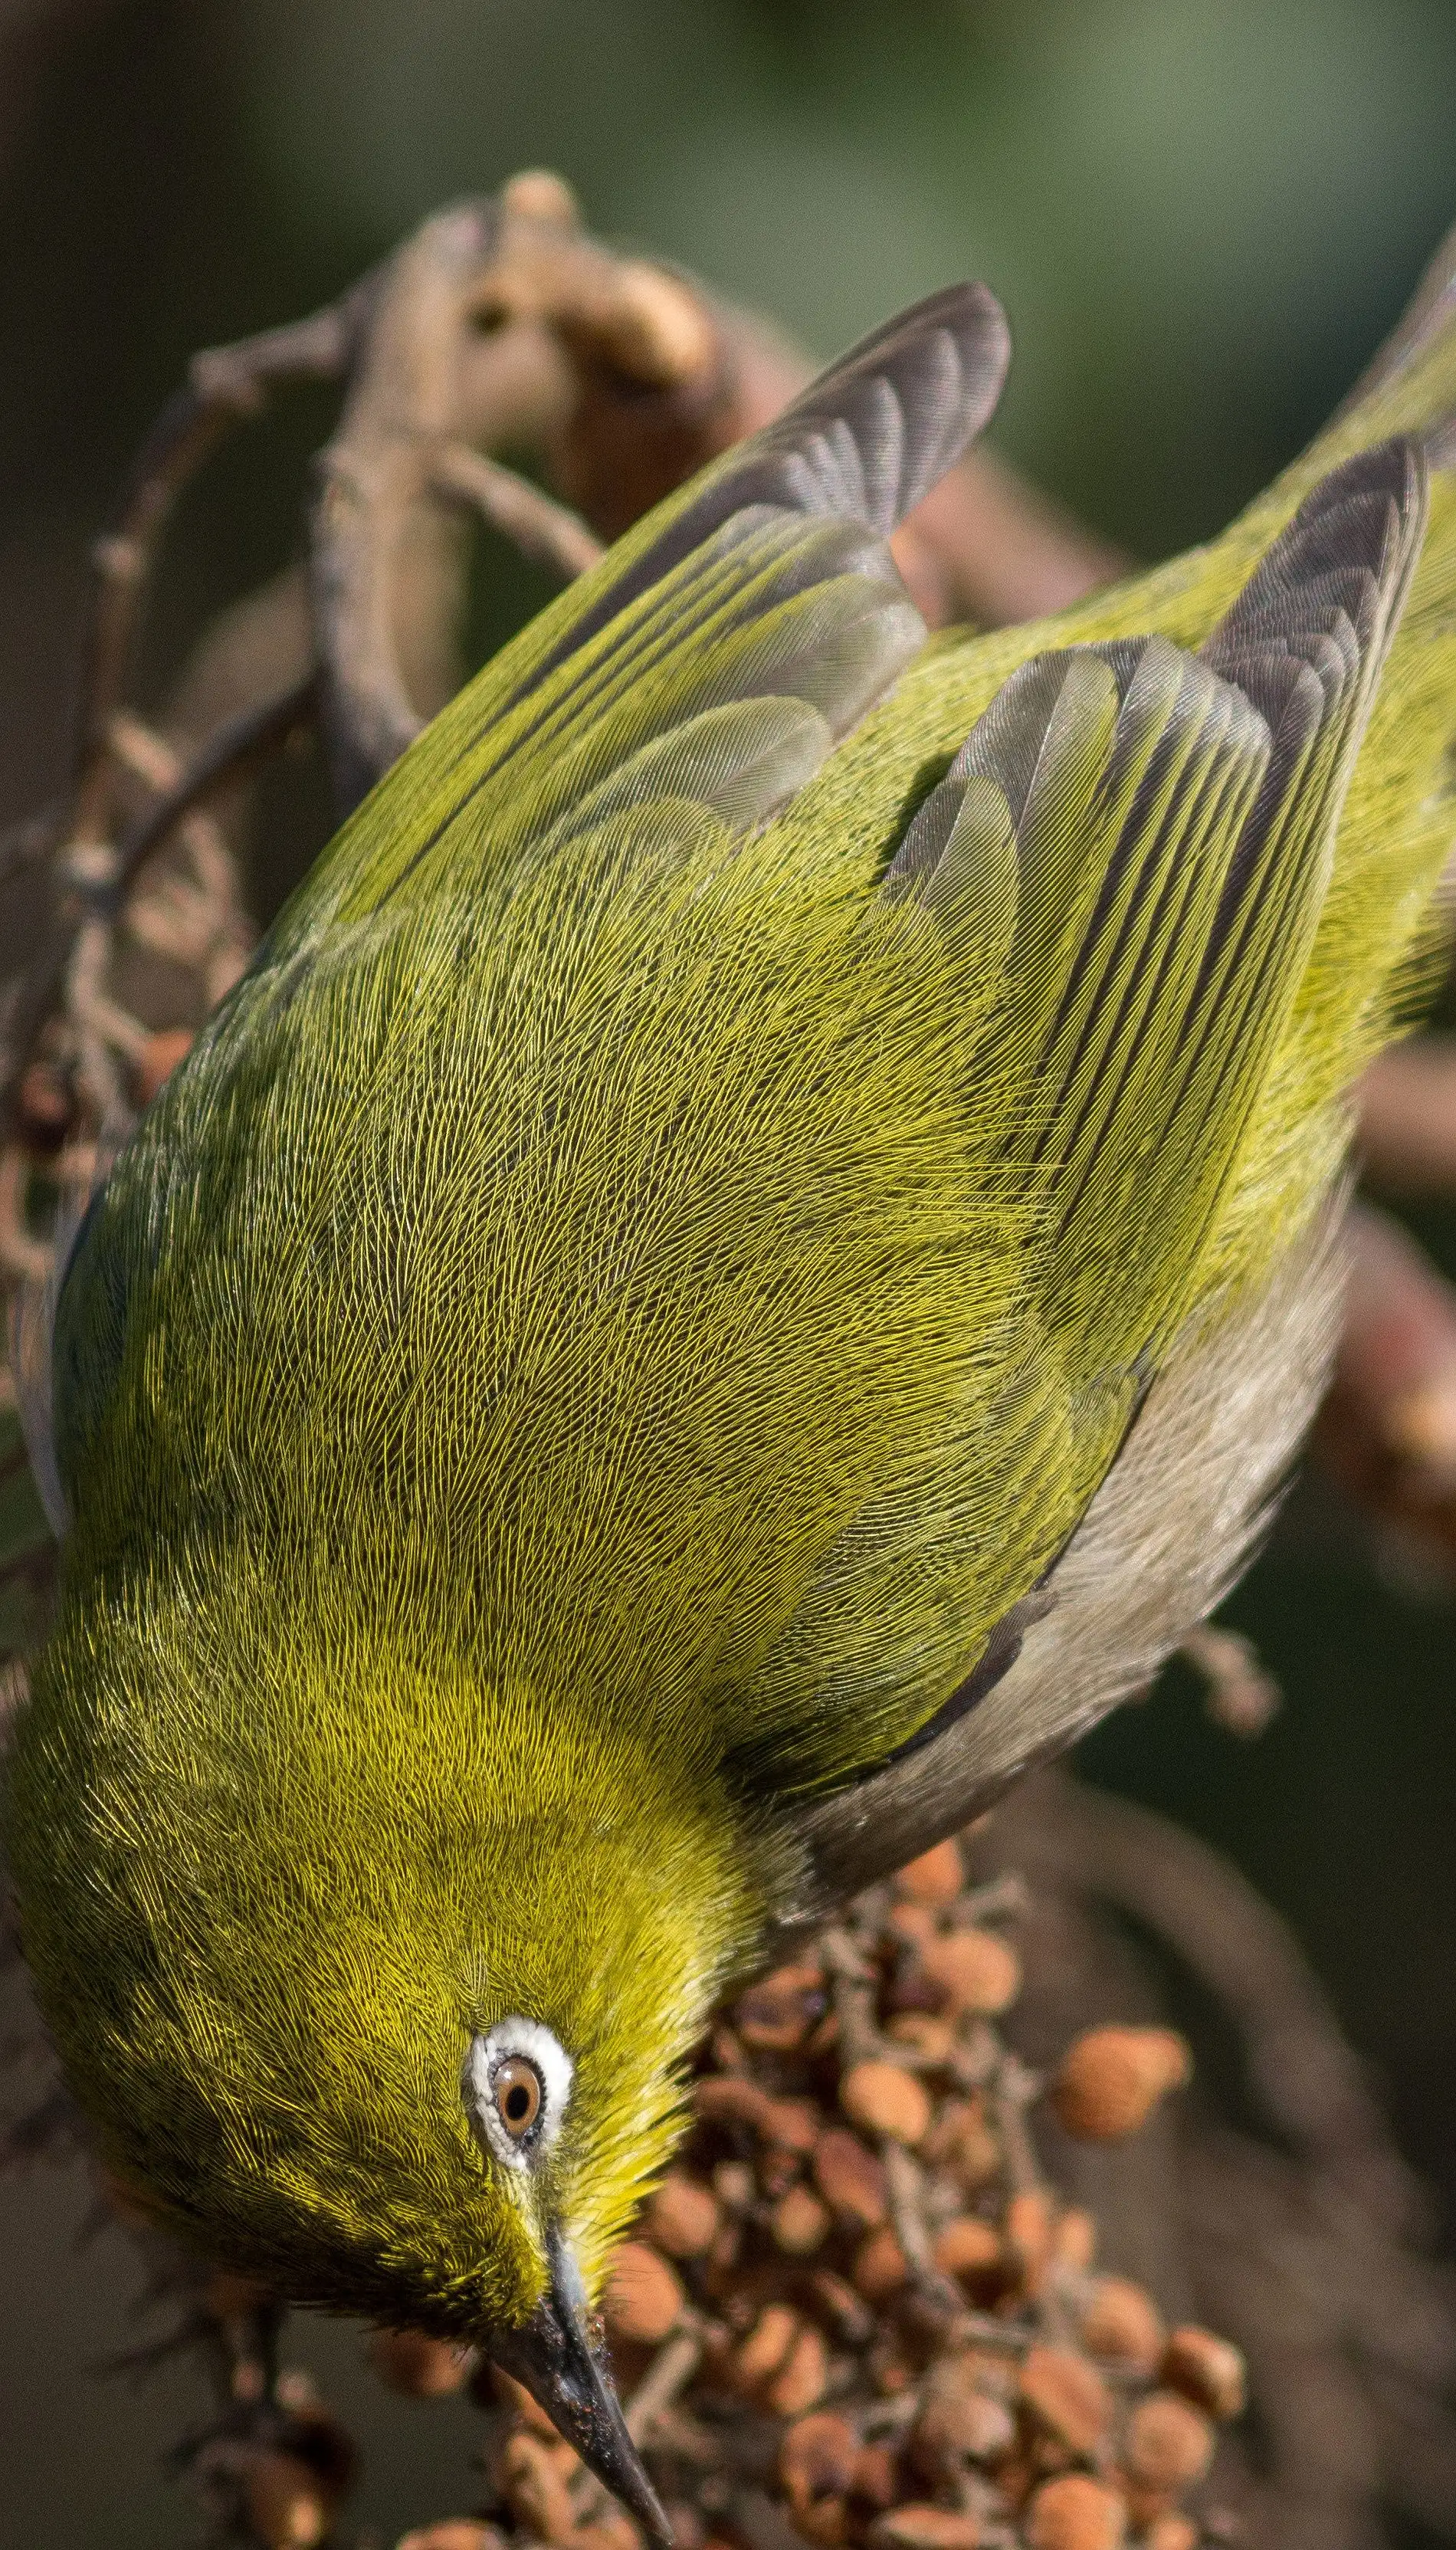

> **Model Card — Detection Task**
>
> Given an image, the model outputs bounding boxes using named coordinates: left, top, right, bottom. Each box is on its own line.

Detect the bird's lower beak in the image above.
left=487, top=2233, right=673, bottom=2548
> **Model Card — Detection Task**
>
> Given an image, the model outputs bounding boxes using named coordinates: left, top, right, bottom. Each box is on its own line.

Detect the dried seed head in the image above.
left=1050, top=2028, right=1192, bottom=2141
left=16, top=1057, right=72, bottom=1150
left=920, top=1927, right=1021, bottom=2016
left=694, top=2076, right=773, bottom=2132
left=133, top=1026, right=195, bottom=1108
left=707, top=2220, right=743, bottom=2278
left=813, top=2127, right=890, bottom=2226
left=923, top=2096, right=1001, bottom=2191
left=870, top=2335, right=917, bottom=2397
left=1054, top=2208, right=1097, bottom=2270
left=736, top=1964, right=825, bottom=2052
left=868, top=2507, right=984, bottom=2550
left=1078, top=2277, right=1166, bottom=2375
left=758, top=2142, right=801, bottom=2200
left=711, top=2158, right=756, bottom=2212
left=884, top=2012, right=956, bottom=2066
left=585, top=261, right=718, bottom=387
left=395, top=2525, right=505, bottom=2550
left=368, top=2329, right=472, bottom=2397
left=733, top=2302, right=801, bottom=2391
left=1143, top=2518, right=1199, bottom=2550
left=1005, top=2187, right=1054, bottom=2294
left=805, top=2269, right=874, bottom=2348
left=930, top=2214, right=1002, bottom=2297
left=764, top=2095, right=821, bottom=2155
left=772, top=2183, right=831, bottom=2254
left=500, top=168, right=580, bottom=226
left=795, top=2502, right=848, bottom=2548
left=659, top=2506, right=703, bottom=2550
left=244, top=2453, right=332, bottom=2550
left=854, top=2225, right=911, bottom=2302
left=1384, top=1380, right=1456, bottom=1476
left=887, top=1902, right=940, bottom=1951
left=1018, top=2346, right=1114, bottom=2456
left=644, top=2171, right=720, bottom=2258
left=840, top=2060, right=932, bottom=2146
left=572, top=2518, right=643, bottom=2550
left=850, top=2442, right=900, bottom=2510
left=1161, top=2324, right=1248, bottom=2421
left=765, top=2321, right=830, bottom=2417
left=484, top=2368, right=559, bottom=2436
left=894, top=1839, right=965, bottom=1902
left=913, top=2375, right=1018, bottom=2473
left=601, top=2241, right=684, bottom=2346
left=1023, top=2473, right=1128, bottom=2550
left=779, top=2412, right=860, bottom=2510
left=497, top=2432, right=579, bottom=2545
left=1122, top=2392, right=1215, bottom=2491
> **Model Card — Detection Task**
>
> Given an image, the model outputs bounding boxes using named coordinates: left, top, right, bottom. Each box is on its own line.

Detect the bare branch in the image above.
left=897, top=444, right=1130, bottom=630
left=108, top=675, right=319, bottom=908
left=431, top=441, right=604, bottom=584
left=73, top=290, right=364, bottom=852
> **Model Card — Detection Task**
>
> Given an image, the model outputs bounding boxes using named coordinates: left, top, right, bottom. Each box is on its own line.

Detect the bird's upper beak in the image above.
left=487, top=2232, right=673, bottom=2548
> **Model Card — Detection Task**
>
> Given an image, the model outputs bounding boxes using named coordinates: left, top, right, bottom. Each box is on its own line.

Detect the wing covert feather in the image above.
left=284, top=285, right=1011, bottom=934
left=38, top=289, right=1012, bottom=1512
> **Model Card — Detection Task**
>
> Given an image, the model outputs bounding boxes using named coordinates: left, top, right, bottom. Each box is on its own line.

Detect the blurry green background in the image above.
left=0, top=2, right=1454, bottom=2542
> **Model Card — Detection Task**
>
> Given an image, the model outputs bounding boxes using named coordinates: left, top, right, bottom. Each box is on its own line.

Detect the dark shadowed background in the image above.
left=1, top=4, right=1453, bottom=2542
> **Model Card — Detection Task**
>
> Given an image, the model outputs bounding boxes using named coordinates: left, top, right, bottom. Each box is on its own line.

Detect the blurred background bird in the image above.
left=6, top=182, right=1456, bottom=2525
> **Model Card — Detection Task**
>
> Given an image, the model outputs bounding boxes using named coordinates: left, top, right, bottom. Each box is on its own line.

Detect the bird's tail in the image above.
left=1143, top=220, right=1456, bottom=1081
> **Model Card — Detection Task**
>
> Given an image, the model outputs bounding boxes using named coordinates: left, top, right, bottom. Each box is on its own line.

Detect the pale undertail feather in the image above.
left=772, top=1200, right=1344, bottom=1931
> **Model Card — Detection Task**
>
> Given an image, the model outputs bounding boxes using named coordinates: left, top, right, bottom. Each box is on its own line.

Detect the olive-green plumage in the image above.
left=8, top=236, right=1456, bottom=2481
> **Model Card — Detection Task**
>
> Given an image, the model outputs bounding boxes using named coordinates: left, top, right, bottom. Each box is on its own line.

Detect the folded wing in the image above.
left=739, top=440, right=1427, bottom=1814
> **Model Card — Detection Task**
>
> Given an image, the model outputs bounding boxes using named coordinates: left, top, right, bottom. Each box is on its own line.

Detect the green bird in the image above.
left=9, top=227, right=1456, bottom=2532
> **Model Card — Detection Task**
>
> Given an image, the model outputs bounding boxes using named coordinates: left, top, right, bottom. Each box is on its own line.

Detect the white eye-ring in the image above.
left=463, top=2017, right=573, bottom=2171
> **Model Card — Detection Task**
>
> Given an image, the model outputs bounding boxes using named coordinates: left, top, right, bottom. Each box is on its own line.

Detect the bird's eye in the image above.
left=494, top=2055, right=543, bottom=2141
left=463, top=2018, right=572, bottom=2171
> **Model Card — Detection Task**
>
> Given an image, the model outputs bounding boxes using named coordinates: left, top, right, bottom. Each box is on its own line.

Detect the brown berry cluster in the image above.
left=385, top=1833, right=1242, bottom=2550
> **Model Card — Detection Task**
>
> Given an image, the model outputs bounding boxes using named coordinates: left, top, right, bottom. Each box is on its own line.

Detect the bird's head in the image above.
left=8, top=1563, right=778, bottom=2536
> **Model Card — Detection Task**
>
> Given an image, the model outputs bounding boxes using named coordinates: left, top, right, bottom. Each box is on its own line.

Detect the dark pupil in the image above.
left=505, top=2084, right=531, bottom=2122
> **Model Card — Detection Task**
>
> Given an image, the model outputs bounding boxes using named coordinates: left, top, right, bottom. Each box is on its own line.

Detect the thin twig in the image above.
left=626, top=2325, right=704, bottom=2446
left=107, top=675, right=320, bottom=908
left=108, top=708, right=236, bottom=882
left=74, top=294, right=364, bottom=851
left=881, top=2141, right=966, bottom=2319
left=989, top=2052, right=1043, bottom=2199
left=955, top=1874, right=1029, bottom=1928
left=431, top=442, right=605, bottom=583
left=0, top=1144, right=51, bottom=1282
left=818, top=1928, right=880, bottom=2066
left=310, top=201, right=502, bottom=812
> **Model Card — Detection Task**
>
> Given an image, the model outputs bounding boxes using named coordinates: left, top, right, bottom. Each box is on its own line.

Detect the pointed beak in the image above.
left=487, top=2233, right=674, bottom=2548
